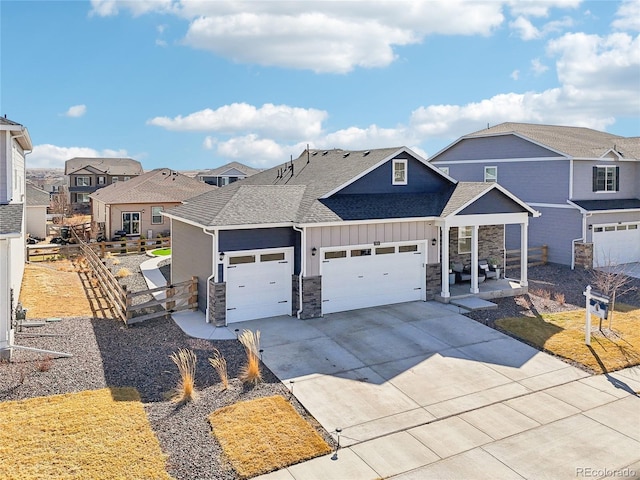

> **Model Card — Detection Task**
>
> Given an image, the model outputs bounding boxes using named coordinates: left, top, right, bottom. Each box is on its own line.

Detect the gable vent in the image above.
left=343, top=152, right=350, bottom=158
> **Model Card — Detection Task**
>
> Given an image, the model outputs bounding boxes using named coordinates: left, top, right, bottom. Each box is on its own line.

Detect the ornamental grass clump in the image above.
left=115, top=267, right=130, bottom=278
left=238, top=330, right=262, bottom=385
left=169, top=348, right=198, bottom=403
left=209, top=348, right=229, bottom=390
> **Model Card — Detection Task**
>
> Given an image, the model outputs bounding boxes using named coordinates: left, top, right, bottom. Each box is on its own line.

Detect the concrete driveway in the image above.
left=244, top=301, right=640, bottom=480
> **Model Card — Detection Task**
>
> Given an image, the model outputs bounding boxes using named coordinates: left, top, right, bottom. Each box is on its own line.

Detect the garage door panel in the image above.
left=593, top=223, right=640, bottom=267
left=226, top=250, right=292, bottom=323
left=322, top=245, right=424, bottom=315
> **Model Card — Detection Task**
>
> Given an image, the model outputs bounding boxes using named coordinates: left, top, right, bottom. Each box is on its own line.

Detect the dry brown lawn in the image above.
left=496, top=304, right=640, bottom=373
left=209, top=395, right=331, bottom=478
left=19, top=260, right=93, bottom=318
left=0, top=388, right=172, bottom=480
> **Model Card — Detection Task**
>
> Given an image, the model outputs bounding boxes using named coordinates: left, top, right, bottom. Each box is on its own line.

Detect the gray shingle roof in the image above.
left=64, top=157, right=143, bottom=176
left=0, top=117, right=22, bottom=126
left=197, top=162, right=261, bottom=177
left=167, top=147, right=408, bottom=226
left=26, top=182, right=51, bottom=206
left=90, top=168, right=216, bottom=204
left=0, top=204, right=24, bottom=235
left=571, top=198, right=640, bottom=212
left=440, top=183, right=496, bottom=217
left=466, top=123, right=640, bottom=159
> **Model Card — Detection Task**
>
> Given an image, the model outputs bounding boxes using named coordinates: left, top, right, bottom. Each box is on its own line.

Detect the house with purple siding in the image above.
left=429, top=123, right=640, bottom=268
left=165, top=147, right=538, bottom=326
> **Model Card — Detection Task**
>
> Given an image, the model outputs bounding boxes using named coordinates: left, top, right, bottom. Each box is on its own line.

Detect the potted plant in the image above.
left=488, top=257, right=499, bottom=268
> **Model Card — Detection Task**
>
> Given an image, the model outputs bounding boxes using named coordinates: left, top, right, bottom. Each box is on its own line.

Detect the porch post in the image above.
left=441, top=225, right=450, bottom=298
left=470, top=224, right=479, bottom=294
left=520, top=221, right=528, bottom=287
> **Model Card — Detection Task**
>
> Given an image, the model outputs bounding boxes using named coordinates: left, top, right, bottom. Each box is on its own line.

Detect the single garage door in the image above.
left=593, top=223, right=640, bottom=267
left=225, top=248, right=293, bottom=323
left=321, top=243, right=424, bottom=315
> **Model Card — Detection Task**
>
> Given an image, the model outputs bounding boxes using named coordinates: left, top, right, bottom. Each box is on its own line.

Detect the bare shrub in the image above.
left=553, top=292, right=566, bottom=305
left=238, top=330, right=262, bottom=385
left=115, top=267, right=130, bottom=278
left=35, top=355, right=53, bottom=372
left=209, top=349, right=229, bottom=390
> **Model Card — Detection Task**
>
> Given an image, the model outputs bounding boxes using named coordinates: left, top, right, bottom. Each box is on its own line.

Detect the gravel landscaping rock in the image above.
left=1, top=254, right=334, bottom=480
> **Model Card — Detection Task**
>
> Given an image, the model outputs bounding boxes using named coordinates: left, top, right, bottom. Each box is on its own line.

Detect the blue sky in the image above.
left=2, top=0, right=639, bottom=170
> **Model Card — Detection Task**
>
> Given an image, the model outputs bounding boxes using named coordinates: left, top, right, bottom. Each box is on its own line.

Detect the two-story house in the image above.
left=64, top=157, right=143, bottom=213
left=196, top=161, right=260, bottom=187
left=429, top=123, right=640, bottom=268
left=0, top=117, right=32, bottom=359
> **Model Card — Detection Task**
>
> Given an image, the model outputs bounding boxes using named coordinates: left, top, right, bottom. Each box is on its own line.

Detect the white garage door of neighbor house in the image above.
left=225, top=248, right=293, bottom=323
left=321, top=243, right=425, bottom=315
left=592, top=223, right=640, bottom=267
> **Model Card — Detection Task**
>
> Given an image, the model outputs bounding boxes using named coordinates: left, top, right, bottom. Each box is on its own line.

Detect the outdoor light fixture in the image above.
left=311, top=247, right=317, bottom=256
left=588, top=225, right=592, bottom=230
left=219, top=251, right=225, bottom=261
left=431, top=238, right=437, bottom=246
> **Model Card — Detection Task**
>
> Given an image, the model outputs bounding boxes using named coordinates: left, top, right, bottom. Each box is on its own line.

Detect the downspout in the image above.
left=202, top=227, right=217, bottom=323
left=292, top=225, right=305, bottom=319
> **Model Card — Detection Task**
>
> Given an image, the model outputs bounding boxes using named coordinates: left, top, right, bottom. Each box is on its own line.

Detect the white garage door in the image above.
left=321, top=243, right=425, bottom=315
left=225, top=248, right=293, bottom=323
left=593, top=223, right=640, bottom=267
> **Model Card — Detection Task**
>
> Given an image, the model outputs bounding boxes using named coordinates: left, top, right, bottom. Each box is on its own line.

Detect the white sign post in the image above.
left=583, top=285, right=610, bottom=346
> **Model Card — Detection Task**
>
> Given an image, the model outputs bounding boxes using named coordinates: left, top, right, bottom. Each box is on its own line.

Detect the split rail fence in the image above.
left=74, top=235, right=196, bottom=324
left=27, top=237, right=170, bottom=262
left=504, top=245, right=548, bottom=270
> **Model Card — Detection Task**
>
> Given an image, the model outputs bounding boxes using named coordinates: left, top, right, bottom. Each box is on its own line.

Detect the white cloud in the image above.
left=510, top=69, right=520, bottom=80
left=63, top=104, right=87, bottom=118
left=507, top=0, right=581, bottom=18
left=94, top=0, right=505, bottom=73
left=155, top=39, right=168, bottom=47
left=531, top=58, right=549, bottom=75
left=214, top=135, right=308, bottom=168
left=510, top=16, right=541, bottom=40
left=612, top=0, right=640, bottom=32
left=203, top=136, right=215, bottom=150
left=28, top=144, right=128, bottom=169
left=148, top=103, right=328, bottom=139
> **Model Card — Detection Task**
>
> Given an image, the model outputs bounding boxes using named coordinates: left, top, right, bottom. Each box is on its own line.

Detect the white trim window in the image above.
left=124, top=176, right=130, bottom=181
left=393, top=159, right=408, bottom=185
left=97, top=176, right=106, bottom=185
left=112, top=177, right=119, bottom=183
left=151, top=206, right=163, bottom=224
left=484, top=166, right=497, bottom=183
left=76, top=192, right=90, bottom=203
left=122, top=212, right=141, bottom=235
left=75, top=176, right=90, bottom=187
left=592, top=166, right=619, bottom=192
left=458, top=226, right=472, bottom=254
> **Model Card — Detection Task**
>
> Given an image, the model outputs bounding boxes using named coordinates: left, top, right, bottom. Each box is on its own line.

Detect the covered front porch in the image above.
left=436, top=276, right=527, bottom=303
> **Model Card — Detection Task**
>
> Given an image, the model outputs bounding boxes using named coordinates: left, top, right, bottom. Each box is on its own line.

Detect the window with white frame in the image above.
left=112, top=177, right=119, bottom=183
left=124, top=176, right=130, bottom=181
left=122, top=212, right=140, bottom=235
left=393, top=159, right=408, bottom=185
left=458, top=226, right=472, bottom=254
left=439, top=167, right=449, bottom=175
left=76, top=176, right=90, bottom=187
left=76, top=193, right=90, bottom=203
left=484, top=166, right=497, bottom=183
left=592, top=166, right=619, bottom=192
left=97, top=176, right=105, bottom=185
left=151, top=206, right=163, bottom=224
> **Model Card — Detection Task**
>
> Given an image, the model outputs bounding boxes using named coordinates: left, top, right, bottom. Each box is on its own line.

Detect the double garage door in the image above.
left=321, top=243, right=425, bottom=315
left=592, top=223, right=640, bottom=267
left=225, top=248, right=293, bottom=323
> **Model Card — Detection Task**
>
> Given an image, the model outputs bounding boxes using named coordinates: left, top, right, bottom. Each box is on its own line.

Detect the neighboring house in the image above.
left=0, top=117, right=32, bottom=359
left=165, top=147, right=538, bottom=326
left=196, top=161, right=260, bottom=187
left=25, top=181, right=50, bottom=239
left=38, top=179, right=66, bottom=199
left=90, top=168, right=216, bottom=239
left=65, top=157, right=143, bottom=213
left=429, top=123, right=640, bottom=268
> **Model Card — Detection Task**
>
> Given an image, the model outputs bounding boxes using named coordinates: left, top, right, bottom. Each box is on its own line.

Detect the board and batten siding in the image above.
left=433, top=135, right=560, bottom=162
left=171, top=220, right=212, bottom=313
left=0, top=133, right=7, bottom=202
left=306, top=221, right=438, bottom=276
left=572, top=160, right=639, bottom=200
left=506, top=206, right=582, bottom=266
